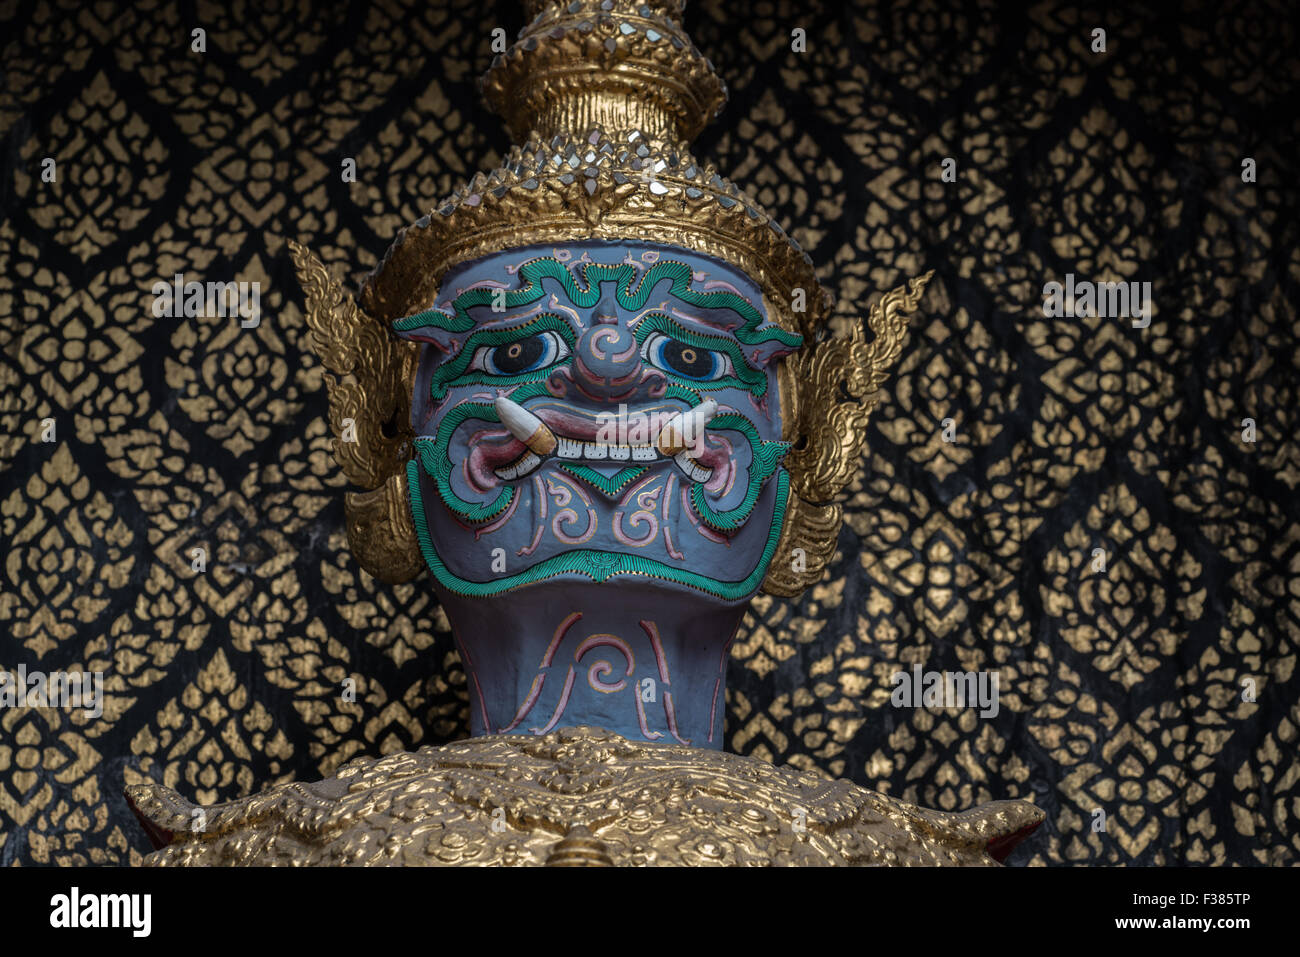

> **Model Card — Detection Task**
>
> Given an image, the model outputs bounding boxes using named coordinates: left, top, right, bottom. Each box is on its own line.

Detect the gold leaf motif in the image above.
left=767, top=272, right=933, bottom=595
left=290, top=241, right=422, bottom=583
left=761, top=496, right=841, bottom=597
left=784, top=271, right=932, bottom=505
left=344, top=470, right=423, bottom=585
left=288, top=240, right=416, bottom=491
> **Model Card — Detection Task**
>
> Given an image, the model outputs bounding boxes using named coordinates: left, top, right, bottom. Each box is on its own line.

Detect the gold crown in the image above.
left=359, top=0, right=831, bottom=341
left=291, top=0, right=930, bottom=596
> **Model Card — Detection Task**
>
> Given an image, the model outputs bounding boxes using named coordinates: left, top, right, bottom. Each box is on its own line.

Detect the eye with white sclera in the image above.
left=641, top=332, right=734, bottom=382
left=469, top=331, right=571, bottom=376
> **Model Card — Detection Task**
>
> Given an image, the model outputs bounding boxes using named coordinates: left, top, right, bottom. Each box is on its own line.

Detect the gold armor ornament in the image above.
left=127, top=0, right=1043, bottom=865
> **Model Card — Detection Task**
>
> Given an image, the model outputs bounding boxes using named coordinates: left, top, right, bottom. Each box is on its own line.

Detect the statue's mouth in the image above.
left=468, top=405, right=726, bottom=489
left=414, top=389, right=787, bottom=543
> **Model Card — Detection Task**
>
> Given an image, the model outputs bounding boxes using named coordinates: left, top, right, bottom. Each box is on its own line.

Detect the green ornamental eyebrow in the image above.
left=393, top=257, right=803, bottom=350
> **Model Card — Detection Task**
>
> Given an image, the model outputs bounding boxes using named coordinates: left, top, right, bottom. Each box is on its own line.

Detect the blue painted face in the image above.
left=393, top=240, right=802, bottom=746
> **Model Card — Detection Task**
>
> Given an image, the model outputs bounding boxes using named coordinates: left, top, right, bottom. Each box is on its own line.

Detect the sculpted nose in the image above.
left=571, top=322, right=643, bottom=401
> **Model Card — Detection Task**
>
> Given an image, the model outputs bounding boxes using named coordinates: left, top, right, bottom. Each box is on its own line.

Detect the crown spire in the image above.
left=482, top=1, right=726, bottom=146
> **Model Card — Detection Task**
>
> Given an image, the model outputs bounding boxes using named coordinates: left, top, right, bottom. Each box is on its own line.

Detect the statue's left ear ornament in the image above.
left=289, top=240, right=423, bottom=584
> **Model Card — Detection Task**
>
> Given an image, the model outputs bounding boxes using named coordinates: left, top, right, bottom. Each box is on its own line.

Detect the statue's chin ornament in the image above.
left=128, top=0, right=1042, bottom=865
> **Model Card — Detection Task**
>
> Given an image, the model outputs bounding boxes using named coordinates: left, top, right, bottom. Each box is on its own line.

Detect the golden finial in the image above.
left=484, top=1, right=725, bottom=146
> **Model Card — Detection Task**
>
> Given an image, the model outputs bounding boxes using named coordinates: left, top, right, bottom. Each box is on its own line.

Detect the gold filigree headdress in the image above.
left=290, top=0, right=930, bottom=596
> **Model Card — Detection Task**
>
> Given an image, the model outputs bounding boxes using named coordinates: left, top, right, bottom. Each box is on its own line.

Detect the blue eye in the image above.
left=472, top=331, right=570, bottom=375
left=642, top=333, right=732, bottom=381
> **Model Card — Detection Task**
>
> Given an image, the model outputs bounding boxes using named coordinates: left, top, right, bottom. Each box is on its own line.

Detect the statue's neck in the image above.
left=436, top=584, right=744, bottom=748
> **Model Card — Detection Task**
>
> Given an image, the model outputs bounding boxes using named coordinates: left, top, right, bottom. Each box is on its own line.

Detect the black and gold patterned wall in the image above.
left=1, top=0, right=1297, bottom=866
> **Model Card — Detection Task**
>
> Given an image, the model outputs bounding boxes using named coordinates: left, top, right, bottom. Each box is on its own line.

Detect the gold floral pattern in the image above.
left=1, top=0, right=1297, bottom=865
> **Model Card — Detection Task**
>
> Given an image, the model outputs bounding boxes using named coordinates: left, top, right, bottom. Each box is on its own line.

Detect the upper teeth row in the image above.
left=556, top=436, right=659, bottom=462
left=492, top=438, right=714, bottom=484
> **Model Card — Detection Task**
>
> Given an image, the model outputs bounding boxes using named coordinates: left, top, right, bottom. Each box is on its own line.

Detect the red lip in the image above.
left=692, top=438, right=729, bottom=472
left=533, top=407, right=610, bottom=442
left=466, top=428, right=524, bottom=490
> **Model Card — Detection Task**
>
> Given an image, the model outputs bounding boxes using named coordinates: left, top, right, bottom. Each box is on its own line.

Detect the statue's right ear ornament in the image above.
left=764, top=271, right=933, bottom=597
